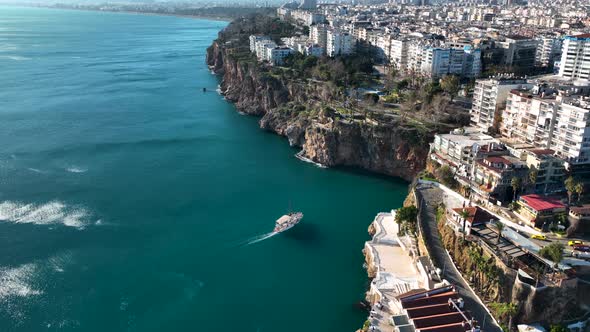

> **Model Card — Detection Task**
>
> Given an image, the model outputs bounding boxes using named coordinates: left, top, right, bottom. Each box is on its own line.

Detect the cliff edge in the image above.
left=206, top=39, right=431, bottom=181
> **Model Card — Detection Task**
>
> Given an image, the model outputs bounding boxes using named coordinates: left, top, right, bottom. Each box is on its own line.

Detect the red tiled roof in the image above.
left=520, top=194, right=565, bottom=211
left=452, top=207, right=498, bottom=225
left=413, top=312, right=470, bottom=329
left=402, top=291, right=459, bottom=309
left=528, top=149, right=554, bottom=156
left=419, top=322, right=472, bottom=332
left=406, top=303, right=453, bottom=319
left=486, top=156, right=511, bottom=164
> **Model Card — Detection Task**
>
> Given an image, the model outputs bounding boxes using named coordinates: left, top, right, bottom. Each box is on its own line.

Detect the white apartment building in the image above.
left=430, top=127, right=498, bottom=177
left=327, top=30, right=353, bottom=57
left=551, top=95, right=590, bottom=167
left=309, top=24, right=328, bottom=52
left=496, top=81, right=590, bottom=170
left=255, top=39, right=277, bottom=61
left=421, top=47, right=481, bottom=79
left=535, top=37, right=562, bottom=68
left=470, top=77, right=532, bottom=132
left=406, top=42, right=425, bottom=74
left=559, top=34, right=590, bottom=82
left=390, top=39, right=410, bottom=70
left=291, top=10, right=325, bottom=26
left=250, top=35, right=271, bottom=53
left=501, top=87, right=559, bottom=148
left=266, top=46, right=294, bottom=66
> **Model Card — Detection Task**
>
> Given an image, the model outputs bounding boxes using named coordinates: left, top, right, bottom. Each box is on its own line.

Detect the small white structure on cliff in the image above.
left=364, top=212, right=439, bottom=307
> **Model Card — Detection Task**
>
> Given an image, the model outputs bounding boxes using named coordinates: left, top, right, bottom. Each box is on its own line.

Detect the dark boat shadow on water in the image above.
left=282, top=221, right=322, bottom=247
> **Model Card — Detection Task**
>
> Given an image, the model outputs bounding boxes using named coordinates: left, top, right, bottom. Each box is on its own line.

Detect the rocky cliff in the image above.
left=206, top=40, right=431, bottom=181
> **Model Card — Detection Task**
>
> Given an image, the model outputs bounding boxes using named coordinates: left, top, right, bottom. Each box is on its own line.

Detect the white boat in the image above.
left=274, top=212, right=303, bottom=233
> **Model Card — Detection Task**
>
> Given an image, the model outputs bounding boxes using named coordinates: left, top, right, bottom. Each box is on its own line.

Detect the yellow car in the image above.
left=568, top=240, right=584, bottom=246
left=531, top=234, right=547, bottom=241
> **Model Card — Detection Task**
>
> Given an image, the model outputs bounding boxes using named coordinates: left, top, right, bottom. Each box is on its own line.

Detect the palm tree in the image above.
left=565, top=176, right=576, bottom=206
left=458, top=208, right=471, bottom=237
left=511, top=177, right=521, bottom=202
left=575, top=182, right=584, bottom=203
left=490, top=302, right=519, bottom=332
left=493, top=221, right=505, bottom=246
left=528, top=167, right=538, bottom=193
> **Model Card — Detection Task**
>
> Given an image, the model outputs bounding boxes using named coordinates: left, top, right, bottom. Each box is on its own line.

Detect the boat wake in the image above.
left=244, top=232, right=277, bottom=246
left=295, top=151, right=327, bottom=168
left=65, top=166, right=87, bottom=173
left=0, top=200, right=90, bottom=229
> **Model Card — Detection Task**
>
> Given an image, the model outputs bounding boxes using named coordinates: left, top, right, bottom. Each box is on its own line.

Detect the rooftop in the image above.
left=519, top=194, right=565, bottom=211
left=528, top=149, right=555, bottom=156
left=395, top=286, right=476, bottom=332
left=451, top=207, right=498, bottom=225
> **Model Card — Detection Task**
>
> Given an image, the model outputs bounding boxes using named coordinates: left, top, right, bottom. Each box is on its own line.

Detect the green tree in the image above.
left=550, top=324, right=569, bottom=332
left=565, top=176, right=576, bottom=206
left=528, top=167, right=538, bottom=193
left=575, top=182, right=584, bottom=203
left=396, top=79, right=409, bottom=91
left=396, top=206, right=419, bottom=235
left=440, top=75, right=460, bottom=102
left=364, top=93, right=379, bottom=106
left=458, top=208, right=471, bottom=237
left=396, top=206, right=418, bottom=224
left=511, top=177, right=522, bottom=202
left=422, top=82, right=441, bottom=104
left=539, top=243, right=564, bottom=269
left=436, top=165, right=455, bottom=187
left=490, top=302, right=518, bottom=332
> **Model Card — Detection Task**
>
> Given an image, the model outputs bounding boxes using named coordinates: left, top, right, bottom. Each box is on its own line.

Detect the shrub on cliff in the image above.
left=539, top=243, right=564, bottom=269
left=396, top=206, right=418, bottom=235
left=435, top=165, right=458, bottom=189
left=218, top=14, right=295, bottom=45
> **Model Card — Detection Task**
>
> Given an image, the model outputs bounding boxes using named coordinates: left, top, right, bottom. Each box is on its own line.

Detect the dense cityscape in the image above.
left=2, top=0, right=590, bottom=331
left=225, top=1, right=590, bottom=332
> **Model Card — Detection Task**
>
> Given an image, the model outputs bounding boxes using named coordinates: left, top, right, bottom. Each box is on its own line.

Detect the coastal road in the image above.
left=415, top=184, right=502, bottom=332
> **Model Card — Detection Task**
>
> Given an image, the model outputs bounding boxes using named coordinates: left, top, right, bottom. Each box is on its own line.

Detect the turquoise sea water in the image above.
left=0, top=7, right=408, bottom=332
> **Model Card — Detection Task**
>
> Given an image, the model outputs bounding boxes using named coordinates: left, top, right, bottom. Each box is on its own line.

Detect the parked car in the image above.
left=568, top=240, right=584, bottom=246
left=573, top=244, right=590, bottom=252
left=531, top=234, right=547, bottom=241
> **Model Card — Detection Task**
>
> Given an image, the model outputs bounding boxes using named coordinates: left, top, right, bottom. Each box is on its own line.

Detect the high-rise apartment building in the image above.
left=470, top=77, right=532, bottom=132
left=326, top=30, right=353, bottom=57
left=309, top=24, right=328, bottom=52
left=558, top=34, right=590, bottom=82
left=501, top=86, right=558, bottom=148
left=535, top=37, right=562, bottom=68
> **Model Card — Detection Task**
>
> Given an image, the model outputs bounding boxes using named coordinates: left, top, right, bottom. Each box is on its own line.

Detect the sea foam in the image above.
left=0, top=264, right=42, bottom=300
left=0, top=55, right=31, bottom=61
left=65, top=166, right=87, bottom=173
left=0, top=200, right=90, bottom=229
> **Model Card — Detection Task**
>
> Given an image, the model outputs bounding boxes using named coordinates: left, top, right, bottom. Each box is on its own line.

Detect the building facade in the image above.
left=559, top=34, right=590, bottom=82
left=470, top=77, right=532, bottom=132
left=327, top=30, right=353, bottom=57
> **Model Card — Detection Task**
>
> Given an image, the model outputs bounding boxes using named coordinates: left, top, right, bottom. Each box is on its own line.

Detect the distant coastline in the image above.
left=0, top=3, right=274, bottom=22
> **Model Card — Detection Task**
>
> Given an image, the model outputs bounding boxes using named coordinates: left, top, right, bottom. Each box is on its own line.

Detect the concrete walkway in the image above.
left=416, top=183, right=502, bottom=332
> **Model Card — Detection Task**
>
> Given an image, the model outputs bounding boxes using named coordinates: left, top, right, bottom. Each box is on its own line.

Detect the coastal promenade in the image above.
left=415, top=183, right=502, bottom=332
left=364, top=212, right=424, bottom=332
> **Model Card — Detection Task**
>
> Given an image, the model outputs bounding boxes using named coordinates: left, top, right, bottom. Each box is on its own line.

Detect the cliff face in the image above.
left=206, top=41, right=430, bottom=181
